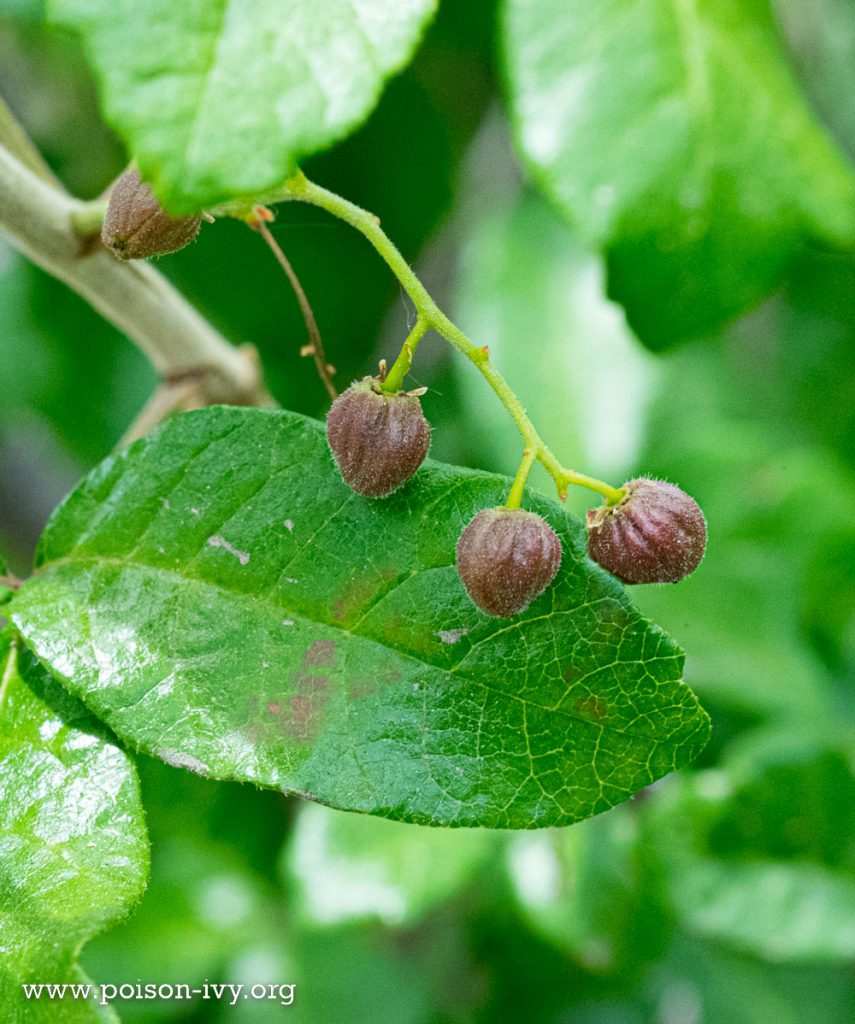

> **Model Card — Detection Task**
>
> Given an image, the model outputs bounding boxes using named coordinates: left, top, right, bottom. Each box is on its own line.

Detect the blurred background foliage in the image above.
left=1, top=0, right=854, bottom=1021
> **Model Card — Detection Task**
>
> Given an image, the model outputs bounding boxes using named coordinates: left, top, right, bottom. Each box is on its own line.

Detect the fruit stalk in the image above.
left=277, top=172, right=624, bottom=505
left=381, top=317, right=428, bottom=394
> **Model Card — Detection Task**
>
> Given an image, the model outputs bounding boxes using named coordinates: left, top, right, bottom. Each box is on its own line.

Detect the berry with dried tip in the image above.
left=101, top=168, right=202, bottom=260
left=327, top=377, right=430, bottom=497
left=586, top=477, right=707, bottom=584
left=456, top=508, right=562, bottom=618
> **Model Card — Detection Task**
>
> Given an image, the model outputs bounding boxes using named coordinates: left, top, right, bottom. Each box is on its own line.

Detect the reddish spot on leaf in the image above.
left=285, top=692, right=327, bottom=741
left=333, top=567, right=400, bottom=623
left=304, top=639, right=336, bottom=667
left=574, top=695, right=608, bottom=721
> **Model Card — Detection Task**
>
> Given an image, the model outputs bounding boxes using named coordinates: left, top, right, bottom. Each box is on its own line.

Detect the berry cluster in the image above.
left=327, top=379, right=707, bottom=618
left=101, top=172, right=707, bottom=614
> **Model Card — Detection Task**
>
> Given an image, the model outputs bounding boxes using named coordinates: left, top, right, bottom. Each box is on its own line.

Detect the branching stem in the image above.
left=0, top=118, right=269, bottom=410
left=277, top=171, right=625, bottom=504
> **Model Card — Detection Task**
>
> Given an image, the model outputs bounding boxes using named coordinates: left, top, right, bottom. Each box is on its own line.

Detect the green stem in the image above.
left=279, top=171, right=625, bottom=504
left=69, top=199, right=108, bottom=240
left=382, top=317, right=428, bottom=393
left=506, top=448, right=536, bottom=510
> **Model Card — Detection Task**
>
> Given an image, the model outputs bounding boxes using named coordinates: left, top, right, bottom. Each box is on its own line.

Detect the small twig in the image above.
left=119, top=378, right=206, bottom=447
left=0, top=141, right=269, bottom=407
left=277, top=172, right=626, bottom=505
left=252, top=212, right=337, bottom=402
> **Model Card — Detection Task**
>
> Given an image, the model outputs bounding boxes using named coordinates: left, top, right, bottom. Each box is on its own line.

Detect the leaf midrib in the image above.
left=19, top=553, right=699, bottom=750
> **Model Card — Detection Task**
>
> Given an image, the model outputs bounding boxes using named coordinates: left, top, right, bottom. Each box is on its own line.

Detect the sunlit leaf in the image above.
left=9, top=406, right=709, bottom=828
left=286, top=802, right=495, bottom=926
left=0, top=631, right=149, bottom=1021
left=50, top=0, right=438, bottom=211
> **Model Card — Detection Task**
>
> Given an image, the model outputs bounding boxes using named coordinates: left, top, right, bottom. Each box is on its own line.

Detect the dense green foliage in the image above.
left=0, top=0, right=853, bottom=1021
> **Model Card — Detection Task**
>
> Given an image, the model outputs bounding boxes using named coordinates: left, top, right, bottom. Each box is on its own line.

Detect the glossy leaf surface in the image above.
left=10, top=406, right=709, bottom=828
left=0, top=632, right=148, bottom=1021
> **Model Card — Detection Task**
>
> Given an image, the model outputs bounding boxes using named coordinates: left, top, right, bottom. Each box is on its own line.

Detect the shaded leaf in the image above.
left=50, top=0, right=438, bottom=211
left=650, top=933, right=855, bottom=1024
left=506, top=807, right=667, bottom=974
left=10, top=406, right=709, bottom=828
left=503, top=0, right=855, bottom=347
left=81, top=757, right=288, bottom=1023
left=644, top=731, right=855, bottom=962
left=0, top=631, right=149, bottom=1021
left=631, top=336, right=855, bottom=720
left=0, top=554, right=12, bottom=606
left=285, top=802, right=495, bottom=927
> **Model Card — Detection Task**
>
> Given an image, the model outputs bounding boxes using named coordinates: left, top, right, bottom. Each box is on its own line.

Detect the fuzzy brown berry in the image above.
left=101, top=168, right=201, bottom=260
left=326, top=377, right=431, bottom=497
left=456, top=508, right=562, bottom=618
left=586, top=478, right=707, bottom=584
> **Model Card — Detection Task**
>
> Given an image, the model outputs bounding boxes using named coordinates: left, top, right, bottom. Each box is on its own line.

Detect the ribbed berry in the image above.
left=326, top=377, right=430, bottom=497
left=456, top=508, right=562, bottom=618
left=586, top=478, right=707, bottom=584
left=101, top=168, right=201, bottom=260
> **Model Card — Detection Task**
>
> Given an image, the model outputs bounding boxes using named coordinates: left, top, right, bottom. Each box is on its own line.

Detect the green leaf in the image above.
left=9, top=406, right=709, bottom=828
left=0, top=0, right=46, bottom=20
left=774, top=0, right=855, bottom=162
left=654, top=933, right=855, bottom=1024
left=0, top=631, right=149, bottom=1021
left=644, top=731, right=855, bottom=962
left=81, top=757, right=289, bottom=1023
left=502, top=0, right=855, bottom=347
left=506, top=808, right=667, bottom=973
left=50, top=0, right=438, bottom=212
left=285, top=802, right=495, bottom=927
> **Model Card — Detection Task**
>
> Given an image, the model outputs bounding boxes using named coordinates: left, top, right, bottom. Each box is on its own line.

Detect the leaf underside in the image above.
left=50, top=0, right=438, bottom=211
left=10, top=406, right=710, bottom=828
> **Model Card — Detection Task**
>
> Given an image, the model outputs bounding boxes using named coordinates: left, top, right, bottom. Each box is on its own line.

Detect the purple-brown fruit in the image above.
left=101, top=168, right=202, bottom=260
left=586, top=477, right=707, bottom=584
left=456, top=508, right=562, bottom=618
left=327, top=377, right=431, bottom=497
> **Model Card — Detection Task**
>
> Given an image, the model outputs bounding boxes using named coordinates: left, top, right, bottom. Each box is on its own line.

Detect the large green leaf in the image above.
left=0, top=631, right=149, bottom=1022
left=9, top=406, right=709, bottom=828
left=50, top=0, right=438, bottom=211
left=502, top=0, right=855, bottom=347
